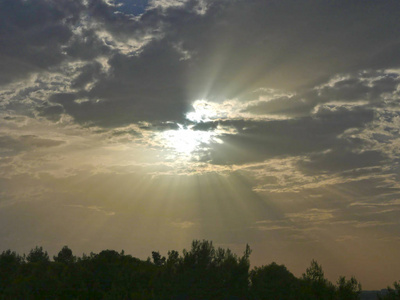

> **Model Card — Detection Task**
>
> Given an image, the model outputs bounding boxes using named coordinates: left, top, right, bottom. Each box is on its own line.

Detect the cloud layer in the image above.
left=1, top=0, right=400, bottom=290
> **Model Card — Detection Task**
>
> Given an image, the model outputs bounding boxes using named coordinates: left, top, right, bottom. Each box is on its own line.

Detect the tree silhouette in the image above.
left=301, top=259, right=335, bottom=300
left=152, top=251, right=166, bottom=266
left=336, top=276, right=362, bottom=300
left=303, top=259, right=325, bottom=283
left=379, top=281, right=400, bottom=300
left=26, top=246, right=49, bottom=263
left=250, top=262, right=300, bottom=300
left=53, top=245, right=75, bottom=264
left=0, top=250, right=23, bottom=296
left=0, top=241, right=368, bottom=299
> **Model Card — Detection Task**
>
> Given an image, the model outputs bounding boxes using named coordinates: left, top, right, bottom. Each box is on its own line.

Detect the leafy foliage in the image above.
left=26, top=246, right=49, bottom=263
left=250, top=262, right=299, bottom=300
left=53, top=246, right=75, bottom=264
left=0, top=241, right=365, bottom=299
left=336, top=276, right=362, bottom=300
left=301, top=259, right=336, bottom=300
left=379, top=281, right=400, bottom=300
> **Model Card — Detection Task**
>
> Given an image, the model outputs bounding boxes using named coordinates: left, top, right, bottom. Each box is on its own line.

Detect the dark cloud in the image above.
left=245, top=71, right=400, bottom=117
left=207, top=106, right=374, bottom=165
left=192, top=122, right=219, bottom=131
left=3, top=0, right=399, bottom=128
left=0, top=0, right=379, bottom=126
left=37, top=104, right=65, bottom=122
left=0, top=0, right=84, bottom=85
left=298, top=150, right=386, bottom=175
left=70, top=62, right=104, bottom=89
left=64, top=28, right=111, bottom=60
left=111, top=129, right=141, bottom=137
left=85, top=0, right=163, bottom=42
left=48, top=40, right=191, bottom=127
left=1, top=0, right=400, bottom=168
left=0, top=135, right=65, bottom=155
left=161, top=0, right=400, bottom=98
left=317, top=73, right=400, bottom=104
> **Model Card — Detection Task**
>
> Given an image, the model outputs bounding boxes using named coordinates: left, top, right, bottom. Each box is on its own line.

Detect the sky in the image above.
left=1, top=0, right=400, bottom=289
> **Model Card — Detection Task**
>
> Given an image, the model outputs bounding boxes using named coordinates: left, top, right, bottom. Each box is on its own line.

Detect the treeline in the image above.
left=0, top=240, right=393, bottom=299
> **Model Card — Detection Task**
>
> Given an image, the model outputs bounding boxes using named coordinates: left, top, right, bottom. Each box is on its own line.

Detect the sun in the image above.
left=162, top=124, right=215, bottom=155
left=186, top=100, right=219, bottom=123
left=158, top=100, right=223, bottom=157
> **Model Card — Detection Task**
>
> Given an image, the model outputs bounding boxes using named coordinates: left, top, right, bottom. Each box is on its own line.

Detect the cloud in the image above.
left=64, top=204, right=116, bottom=216
left=159, top=0, right=400, bottom=98
left=206, top=106, right=374, bottom=165
left=170, top=220, right=195, bottom=229
left=37, top=104, right=65, bottom=122
left=298, top=150, right=385, bottom=175
left=353, top=220, right=398, bottom=228
left=286, top=209, right=336, bottom=223
left=46, top=40, right=191, bottom=127
left=2, top=0, right=399, bottom=131
left=0, top=135, right=65, bottom=155
left=0, top=0, right=84, bottom=85
left=244, top=70, right=400, bottom=118
left=253, top=220, right=293, bottom=232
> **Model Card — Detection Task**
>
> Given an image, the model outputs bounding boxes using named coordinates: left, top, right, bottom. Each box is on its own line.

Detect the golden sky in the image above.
left=1, top=0, right=400, bottom=289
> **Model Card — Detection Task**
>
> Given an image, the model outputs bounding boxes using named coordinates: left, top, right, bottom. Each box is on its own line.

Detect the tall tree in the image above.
left=379, top=281, right=400, bottom=300
left=336, top=276, right=362, bottom=300
left=301, top=260, right=335, bottom=300
left=26, top=246, right=49, bottom=263
left=54, top=246, right=75, bottom=264
left=250, top=262, right=300, bottom=300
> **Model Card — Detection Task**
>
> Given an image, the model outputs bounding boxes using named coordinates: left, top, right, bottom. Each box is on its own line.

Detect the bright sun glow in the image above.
left=162, top=124, right=217, bottom=155
left=159, top=100, right=224, bottom=156
left=186, top=100, right=220, bottom=123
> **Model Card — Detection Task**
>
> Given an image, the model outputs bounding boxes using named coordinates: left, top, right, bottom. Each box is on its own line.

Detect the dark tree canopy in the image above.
left=26, top=246, right=50, bottom=263
left=379, top=281, right=400, bottom=300
left=0, top=241, right=367, bottom=299
left=53, top=245, right=75, bottom=264
left=250, top=262, right=299, bottom=300
left=336, top=276, right=362, bottom=300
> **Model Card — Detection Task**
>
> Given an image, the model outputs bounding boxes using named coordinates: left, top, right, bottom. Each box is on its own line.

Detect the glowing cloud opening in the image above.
left=161, top=124, right=219, bottom=155
left=157, top=100, right=227, bottom=156
left=186, top=100, right=221, bottom=123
